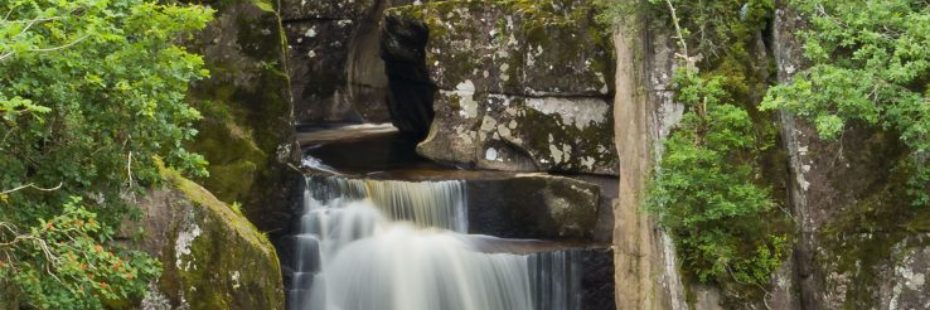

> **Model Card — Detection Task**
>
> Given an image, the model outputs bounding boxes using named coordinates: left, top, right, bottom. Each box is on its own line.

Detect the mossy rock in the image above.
left=387, top=0, right=618, bottom=175
left=184, top=0, right=303, bottom=232
left=816, top=154, right=930, bottom=309
left=387, top=0, right=614, bottom=96
left=130, top=164, right=285, bottom=310
left=417, top=91, right=618, bottom=175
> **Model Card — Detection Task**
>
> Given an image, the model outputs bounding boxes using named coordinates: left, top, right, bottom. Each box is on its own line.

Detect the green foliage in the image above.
left=649, top=69, right=787, bottom=286
left=1, top=198, right=161, bottom=309
left=0, top=0, right=213, bottom=307
left=762, top=0, right=930, bottom=206
left=613, top=0, right=791, bottom=292
left=646, top=0, right=773, bottom=61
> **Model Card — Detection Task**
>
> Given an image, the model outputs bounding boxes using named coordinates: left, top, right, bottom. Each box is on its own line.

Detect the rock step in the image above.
left=298, top=124, right=615, bottom=241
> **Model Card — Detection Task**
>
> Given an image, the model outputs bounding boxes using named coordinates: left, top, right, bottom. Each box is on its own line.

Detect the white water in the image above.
left=289, top=175, right=581, bottom=310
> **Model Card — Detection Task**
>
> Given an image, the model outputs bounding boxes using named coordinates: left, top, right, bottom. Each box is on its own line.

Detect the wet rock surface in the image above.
left=298, top=125, right=613, bottom=241
left=467, top=174, right=600, bottom=240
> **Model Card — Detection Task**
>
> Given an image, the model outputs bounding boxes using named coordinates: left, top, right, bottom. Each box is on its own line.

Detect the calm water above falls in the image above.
left=288, top=175, right=582, bottom=310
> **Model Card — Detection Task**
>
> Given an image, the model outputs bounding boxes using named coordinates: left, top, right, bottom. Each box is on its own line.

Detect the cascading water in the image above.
left=287, top=175, right=583, bottom=310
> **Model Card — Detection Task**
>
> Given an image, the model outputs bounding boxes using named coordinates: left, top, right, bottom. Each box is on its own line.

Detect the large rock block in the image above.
left=419, top=91, right=617, bottom=174
left=184, top=0, right=302, bottom=233
left=388, top=0, right=613, bottom=95
left=132, top=167, right=285, bottom=310
left=467, top=173, right=601, bottom=239
left=385, top=0, right=618, bottom=175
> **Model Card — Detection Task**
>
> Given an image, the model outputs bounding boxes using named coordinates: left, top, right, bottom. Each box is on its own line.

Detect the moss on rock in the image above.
left=387, top=0, right=613, bottom=95
left=183, top=0, right=302, bottom=232
left=817, top=151, right=930, bottom=309
left=129, top=162, right=285, bottom=310
left=0, top=280, right=17, bottom=310
left=388, top=0, right=618, bottom=175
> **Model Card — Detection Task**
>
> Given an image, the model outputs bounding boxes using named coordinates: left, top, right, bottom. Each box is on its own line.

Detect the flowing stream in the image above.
left=288, top=175, right=582, bottom=310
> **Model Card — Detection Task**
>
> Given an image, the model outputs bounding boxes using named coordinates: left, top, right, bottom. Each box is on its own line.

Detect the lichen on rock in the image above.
left=386, top=0, right=618, bottom=175
left=124, top=162, right=286, bottom=310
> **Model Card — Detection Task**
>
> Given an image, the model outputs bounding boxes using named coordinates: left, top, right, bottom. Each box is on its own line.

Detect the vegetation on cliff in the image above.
left=600, top=0, right=930, bottom=305
left=601, top=0, right=793, bottom=301
left=0, top=0, right=213, bottom=307
left=648, top=69, right=788, bottom=289
left=762, top=0, right=930, bottom=207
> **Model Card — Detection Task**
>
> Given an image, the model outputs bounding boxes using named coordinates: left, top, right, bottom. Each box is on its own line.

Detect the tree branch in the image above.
left=1, top=182, right=63, bottom=195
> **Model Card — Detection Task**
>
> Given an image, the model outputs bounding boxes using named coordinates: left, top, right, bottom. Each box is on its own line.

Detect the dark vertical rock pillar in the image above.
left=380, top=16, right=435, bottom=141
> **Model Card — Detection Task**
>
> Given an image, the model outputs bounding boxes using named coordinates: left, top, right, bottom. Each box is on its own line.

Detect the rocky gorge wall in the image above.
left=610, top=0, right=930, bottom=309
left=611, top=16, right=687, bottom=310
left=771, top=1, right=930, bottom=308
left=63, top=0, right=926, bottom=308
left=183, top=0, right=303, bottom=234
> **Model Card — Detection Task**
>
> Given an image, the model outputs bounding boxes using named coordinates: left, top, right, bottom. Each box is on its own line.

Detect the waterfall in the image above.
left=303, top=175, right=467, bottom=232
left=288, top=175, right=582, bottom=310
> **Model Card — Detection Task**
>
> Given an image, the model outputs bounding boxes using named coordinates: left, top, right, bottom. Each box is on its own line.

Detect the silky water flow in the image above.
left=288, top=175, right=583, bottom=310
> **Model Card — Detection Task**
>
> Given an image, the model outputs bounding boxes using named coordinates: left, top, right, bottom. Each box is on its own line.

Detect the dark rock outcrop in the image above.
left=467, top=174, right=601, bottom=240
left=284, top=0, right=426, bottom=124
left=381, top=16, right=436, bottom=140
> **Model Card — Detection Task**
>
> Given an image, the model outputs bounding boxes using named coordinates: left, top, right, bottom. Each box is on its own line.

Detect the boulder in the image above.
left=385, top=0, right=618, bottom=175
left=131, top=165, right=285, bottom=310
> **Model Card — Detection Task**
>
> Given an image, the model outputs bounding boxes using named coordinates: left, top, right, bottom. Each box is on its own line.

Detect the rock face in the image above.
left=130, top=166, right=285, bottom=310
left=381, top=16, right=436, bottom=140
left=386, top=0, right=619, bottom=175
left=773, top=1, right=930, bottom=309
left=611, top=20, right=687, bottom=310
left=284, top=0, right=424, bottom=124
left=184, top=0, right=302, bottom=233
left=467, top=174, right=601, bottom=240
